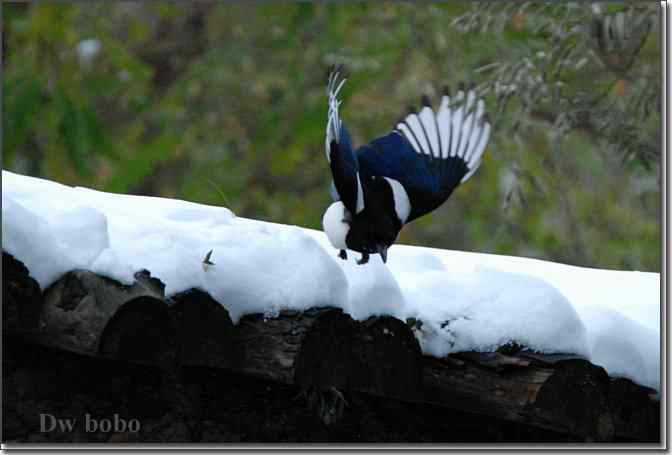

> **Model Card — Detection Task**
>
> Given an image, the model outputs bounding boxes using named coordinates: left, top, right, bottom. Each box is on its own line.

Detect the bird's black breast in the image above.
left=345, top=176, right=401, bottom=254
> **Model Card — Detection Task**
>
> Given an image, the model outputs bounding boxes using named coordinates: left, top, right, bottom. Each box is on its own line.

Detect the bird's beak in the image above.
left=377, top=245, right=388, bottom=264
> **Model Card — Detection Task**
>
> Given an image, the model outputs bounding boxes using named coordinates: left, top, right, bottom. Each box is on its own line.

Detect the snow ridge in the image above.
left=1, top=171, right=660, bottom=391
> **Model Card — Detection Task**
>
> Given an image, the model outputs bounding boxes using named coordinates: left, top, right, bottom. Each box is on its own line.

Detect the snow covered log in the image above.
left=2, top=252, right=659, bottom=442
left=423, top=352, right=658, bottom=442
left=4, top=251, right=173, bottom=367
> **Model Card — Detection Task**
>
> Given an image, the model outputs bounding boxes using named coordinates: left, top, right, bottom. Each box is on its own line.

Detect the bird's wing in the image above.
left=357, top=84, right=491, bottom=223
left=325, top=69, right=365, bottom=215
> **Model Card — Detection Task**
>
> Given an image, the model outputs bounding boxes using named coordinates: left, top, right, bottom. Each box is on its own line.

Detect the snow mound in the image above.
left=386, top=250, right=589, bottom=358
left=1, top=171, right=660, bottom=391
left=2, top=172, right=349, bottom=323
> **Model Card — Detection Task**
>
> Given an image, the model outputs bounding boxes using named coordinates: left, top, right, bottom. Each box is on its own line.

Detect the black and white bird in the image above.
left=322, top=69, right=491, bottom=265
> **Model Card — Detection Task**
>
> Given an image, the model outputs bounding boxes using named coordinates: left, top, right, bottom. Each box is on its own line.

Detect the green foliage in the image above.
left=2, top=2, right=661, bottom=272
left=455, top=3, right=659, bottom=169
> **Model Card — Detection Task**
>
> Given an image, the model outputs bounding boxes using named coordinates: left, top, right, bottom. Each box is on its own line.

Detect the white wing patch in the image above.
left=383, top=177, right=411, bottom=224
left=394, top=85, right=491, bottom=183
left=355, top=172, right=365, bottom=214
left=325, top=71, right=347, bottom=162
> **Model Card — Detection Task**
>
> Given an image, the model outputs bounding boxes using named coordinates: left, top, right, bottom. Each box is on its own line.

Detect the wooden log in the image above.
left=607, top=378, right=660, bottom=441
left=235, top=308, right=424, bottom=402
left=293, top=308, right=358, bottom=389
left=167, top=289, right=240, bottom=370
left=423, top=352, right=659, bottom=442
left=233, top=308, right=326, bottom=384
left=28, top=264, right=168, bottom=364
left=351, top=316, right=424, bottom=400
left=3, top=253, right=43, bottom=336
left=236, top=308, right=423, bottom=427
left=532, top=359, right=614, bottom=441
left=2, top=254, right=659, bottom=441
left=158, top=297, right=660, bottom=441
left=98, top=288, right=176, bottom=369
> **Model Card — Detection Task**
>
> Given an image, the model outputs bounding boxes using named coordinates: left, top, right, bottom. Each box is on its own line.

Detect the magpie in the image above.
left=322, top=69, right=491, bottom=265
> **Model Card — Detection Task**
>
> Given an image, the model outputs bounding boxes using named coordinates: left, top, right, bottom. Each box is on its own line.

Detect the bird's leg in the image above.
left=357, top=252, right=370, bottom=265
left=338, top=249, right=348, bottom=260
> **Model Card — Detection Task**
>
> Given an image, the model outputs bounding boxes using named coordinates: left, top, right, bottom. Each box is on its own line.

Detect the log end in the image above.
left=351, top=315, right=423, bottom=400
left=294, top=308, right=356, bottom=390
left=168, top=289, right=240, bottom=369
left=99, top=296, right=177, bottom=369
left=295, top=311, right=423, bottom=401
left=532, top=359, right=614, bottom=441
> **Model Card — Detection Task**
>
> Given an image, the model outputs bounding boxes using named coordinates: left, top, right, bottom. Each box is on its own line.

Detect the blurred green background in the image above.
left=2, top=2, right=661, bottom=272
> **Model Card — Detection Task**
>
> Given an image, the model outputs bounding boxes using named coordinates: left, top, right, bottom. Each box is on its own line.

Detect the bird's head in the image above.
left=322, top=201, right=351, bottom=250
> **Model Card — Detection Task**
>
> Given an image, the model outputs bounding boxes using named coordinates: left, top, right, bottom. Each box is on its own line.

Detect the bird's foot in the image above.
left=356, top=253, right=370, bottom=265
left=338, top=249, right=348, bottom=260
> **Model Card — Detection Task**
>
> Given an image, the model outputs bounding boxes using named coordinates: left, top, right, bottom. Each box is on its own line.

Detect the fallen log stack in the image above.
left=3, top=252, right=660, bottom=443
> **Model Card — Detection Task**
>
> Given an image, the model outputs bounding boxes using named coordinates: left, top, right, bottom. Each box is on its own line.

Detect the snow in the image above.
left=1, top=170, right=660, bottom=391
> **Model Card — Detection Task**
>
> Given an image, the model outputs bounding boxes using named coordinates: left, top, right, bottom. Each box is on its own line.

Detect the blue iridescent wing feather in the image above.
left=357, top=85, right=491, bottom=222
left=357, top=133, right=467, bottom=222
